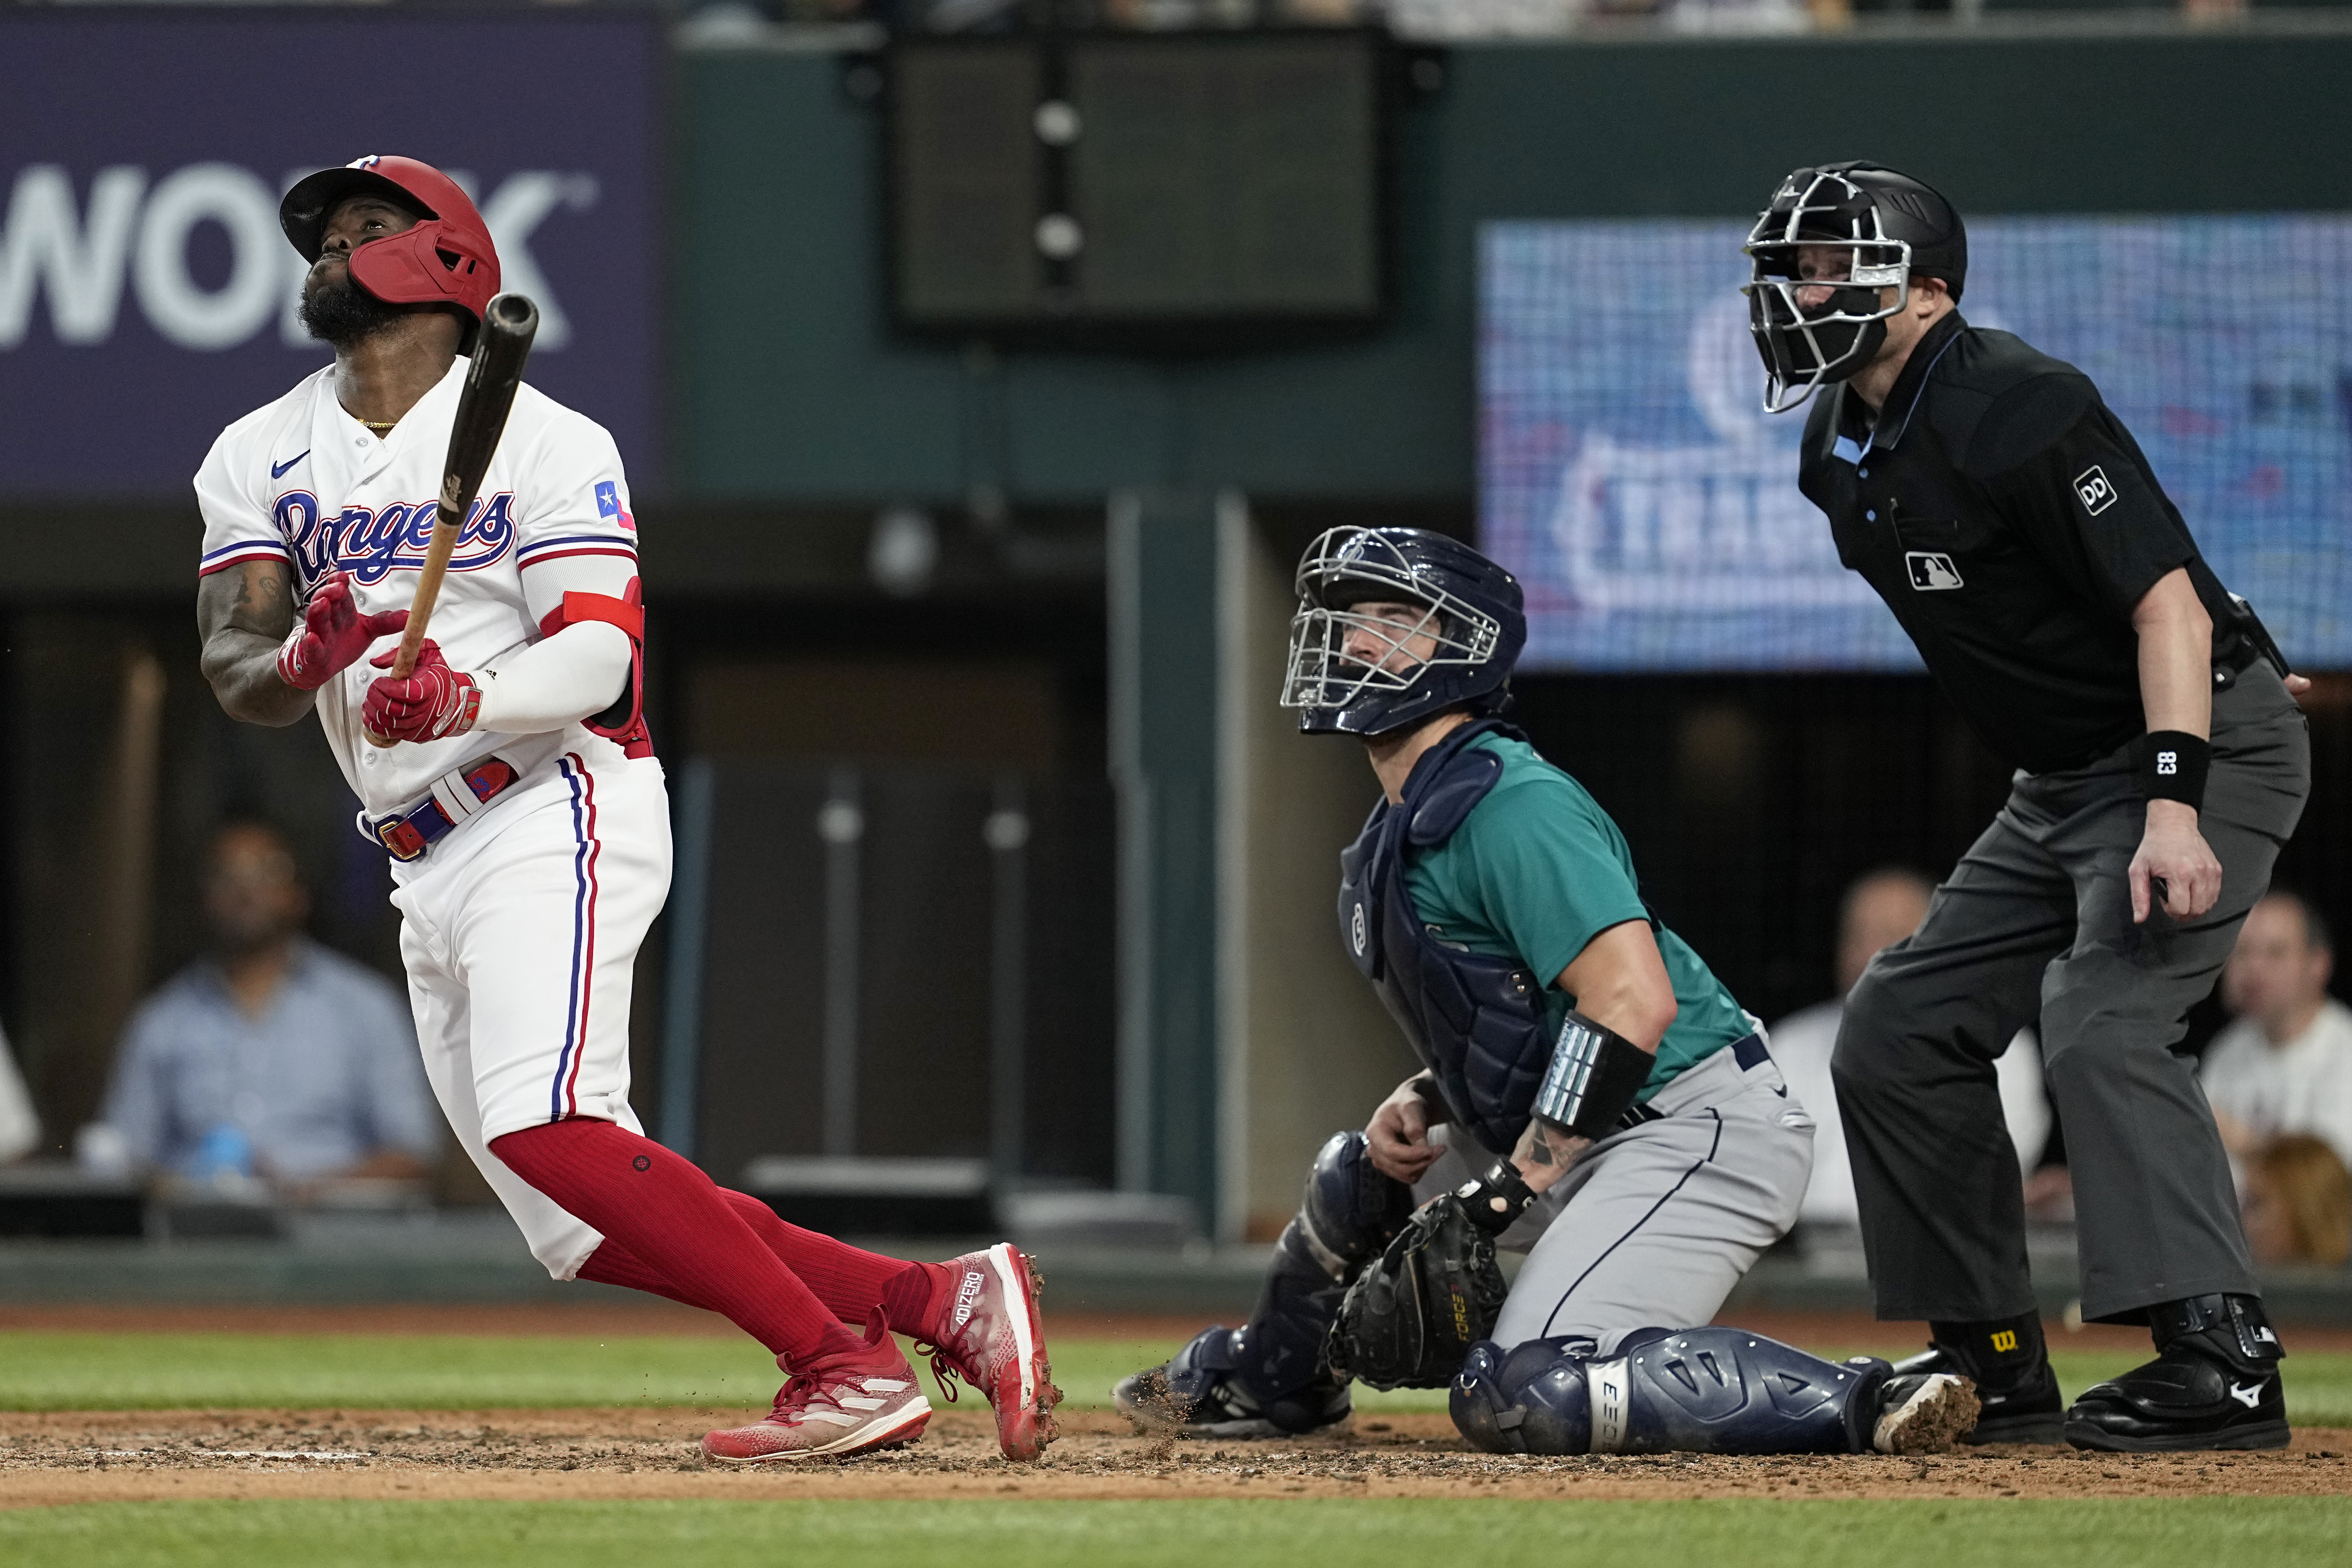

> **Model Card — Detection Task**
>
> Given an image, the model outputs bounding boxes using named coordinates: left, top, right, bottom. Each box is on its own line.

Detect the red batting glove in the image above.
left=276, top=571, right=409, bottom=691
left=363, top=640, right=482, bottom=743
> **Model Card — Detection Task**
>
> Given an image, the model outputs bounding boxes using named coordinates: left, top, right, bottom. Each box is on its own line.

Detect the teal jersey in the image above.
left=1399, top=732, right=1754, bottom=1100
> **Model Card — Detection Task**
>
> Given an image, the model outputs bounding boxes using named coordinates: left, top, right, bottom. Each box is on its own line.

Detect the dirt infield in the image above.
left=3, top=1406, right=2348, bottom=1508
left=6, top=1306, right=2349, bottom=1508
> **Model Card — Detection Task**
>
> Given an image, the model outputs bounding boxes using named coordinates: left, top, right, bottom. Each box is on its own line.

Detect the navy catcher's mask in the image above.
left=1280, top=528, right=1526, bottom=738
left=1743, top=162, right=1967, bottom=414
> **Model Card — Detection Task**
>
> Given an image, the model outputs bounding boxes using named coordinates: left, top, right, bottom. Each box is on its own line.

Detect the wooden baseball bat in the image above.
left=365, top=293, right=539, bottom=747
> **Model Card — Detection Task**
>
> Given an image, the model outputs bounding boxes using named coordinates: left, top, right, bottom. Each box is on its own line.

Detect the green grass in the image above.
left=3, top=1499, right=2348, bottom=1568
left=2, top=1331, right=2350, bottom=1423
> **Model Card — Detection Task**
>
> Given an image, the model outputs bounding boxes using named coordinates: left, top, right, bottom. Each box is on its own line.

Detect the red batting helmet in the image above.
left=280, top=155, right=500, bottom=343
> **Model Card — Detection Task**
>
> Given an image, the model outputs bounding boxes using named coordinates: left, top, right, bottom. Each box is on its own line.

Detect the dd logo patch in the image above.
left=2074, top=465, right=2118, bottom=515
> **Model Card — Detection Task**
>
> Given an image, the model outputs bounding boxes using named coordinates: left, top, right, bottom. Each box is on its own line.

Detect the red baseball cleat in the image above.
left=917, top=1242, right=1063, bottom=1461
left=702, top=1312, right=931, bottom=1464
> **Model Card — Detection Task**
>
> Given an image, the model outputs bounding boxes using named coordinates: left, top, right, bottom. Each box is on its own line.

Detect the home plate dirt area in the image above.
left=3, top=1408, right=2349, bottom=1506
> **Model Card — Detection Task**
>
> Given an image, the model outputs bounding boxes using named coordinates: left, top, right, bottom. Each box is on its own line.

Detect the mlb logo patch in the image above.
left=595, top=479, right=636, bottom=532
left=1905, top=552, right=1964, bottom=591
left=2074, top=465, right=2117, bottom=515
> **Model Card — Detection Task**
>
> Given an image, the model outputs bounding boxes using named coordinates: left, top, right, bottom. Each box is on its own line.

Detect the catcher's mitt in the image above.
left=1325, top=1193, right=1509, bottom=1391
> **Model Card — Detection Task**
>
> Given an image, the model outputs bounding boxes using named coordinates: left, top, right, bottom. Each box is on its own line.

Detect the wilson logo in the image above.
left=1989, top=1330, right=2019, bottom=1354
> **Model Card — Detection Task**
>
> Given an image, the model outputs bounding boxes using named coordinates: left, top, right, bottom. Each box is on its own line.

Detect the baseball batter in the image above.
left=193, top=155, right=1057, bottom=1464
left=1116, top=528, right=1978, bottom=1457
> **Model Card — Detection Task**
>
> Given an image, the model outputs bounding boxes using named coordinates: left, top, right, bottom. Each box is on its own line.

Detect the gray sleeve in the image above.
left=347, top=973, right=442, bottom=1161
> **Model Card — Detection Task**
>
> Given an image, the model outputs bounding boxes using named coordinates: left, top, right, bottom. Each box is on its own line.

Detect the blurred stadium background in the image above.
left=1, top=0, right=2349, bottom=1329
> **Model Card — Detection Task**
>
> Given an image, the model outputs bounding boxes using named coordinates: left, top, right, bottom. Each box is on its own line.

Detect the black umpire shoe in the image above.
left=1891, top=1341, right=2064, bottom=1445
left=1113, top=1326, right=1352, bottom=1439
left=2065, top=1293, right=2289, bottom=1453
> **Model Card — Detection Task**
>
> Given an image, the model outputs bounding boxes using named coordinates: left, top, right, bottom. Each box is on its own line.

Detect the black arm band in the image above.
left=1453, top=1158, right=1535, bottom=1236
left=1532, top=1008, right=1655, bottom=1140
left=2135, top=730, right=2211, bottom=811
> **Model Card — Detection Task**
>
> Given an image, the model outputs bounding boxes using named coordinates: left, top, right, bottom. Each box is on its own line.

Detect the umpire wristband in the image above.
left=1454, top=1159, right=1535, bottom=1236
left=2135, top=731, right=2211, bottom=811
left=1533, top=1008, right=1655, bottom=1141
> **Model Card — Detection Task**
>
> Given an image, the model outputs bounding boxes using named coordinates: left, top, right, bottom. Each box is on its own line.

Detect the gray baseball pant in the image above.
left=1419, top=1039, right=1814, bottom=1355
left=1831, top=665, right=2310, bottom=1324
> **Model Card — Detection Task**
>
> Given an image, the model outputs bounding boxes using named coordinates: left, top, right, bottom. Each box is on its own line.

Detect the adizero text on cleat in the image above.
left=917, top=1243, right=1063, bottom=1462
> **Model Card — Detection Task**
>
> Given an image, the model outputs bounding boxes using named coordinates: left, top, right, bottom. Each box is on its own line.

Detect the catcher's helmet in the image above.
left=1742, top=162, right=1967, bottom=413
left=280, top=155, right=501, bottom=346
left=1280, top=527, right=1526, bottom=738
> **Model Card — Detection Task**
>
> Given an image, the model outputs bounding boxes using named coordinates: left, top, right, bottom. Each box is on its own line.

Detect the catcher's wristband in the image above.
left=1453, top=1159, right=1534, bottom=1236
left=1532, top=1008, right=1655, bottom=1140
left=2135, top=730, right=2210, bottom=811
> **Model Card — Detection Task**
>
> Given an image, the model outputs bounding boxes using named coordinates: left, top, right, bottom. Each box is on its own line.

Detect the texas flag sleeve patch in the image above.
left=595, top=479, right=636, bottom=532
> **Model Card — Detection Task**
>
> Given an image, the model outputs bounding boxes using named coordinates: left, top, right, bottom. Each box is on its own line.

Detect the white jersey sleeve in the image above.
left=195, top=410, right=296, bottom=580
left=507, top=403, right=641, bottom=624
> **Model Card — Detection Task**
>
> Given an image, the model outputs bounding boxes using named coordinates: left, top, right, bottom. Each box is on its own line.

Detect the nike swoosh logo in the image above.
left=2229, top=1381, right=2263, bottom=1408
left=271, top=450, right=310, bottom=479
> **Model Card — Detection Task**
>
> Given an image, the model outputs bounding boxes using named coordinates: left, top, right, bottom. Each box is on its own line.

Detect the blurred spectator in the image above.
left=89, top=822, right=440, bottom=1196
left=2202, top=890, right=2352, bottom=1169
left=0, top=1022, right=36, bottom=1164
left=1772, top=867, right=2049, bottom=1226
left=2239, top=1133, right=2352, bottom=1268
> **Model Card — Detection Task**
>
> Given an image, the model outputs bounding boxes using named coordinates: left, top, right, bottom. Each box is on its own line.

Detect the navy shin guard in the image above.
left=1453, top=1327, right=1892, bottom=1456
left=1227, top=1130, right=1414, bottom=1399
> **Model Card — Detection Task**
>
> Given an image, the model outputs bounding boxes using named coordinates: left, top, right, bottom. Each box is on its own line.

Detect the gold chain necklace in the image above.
left=360, top=419, right=398, bottom=435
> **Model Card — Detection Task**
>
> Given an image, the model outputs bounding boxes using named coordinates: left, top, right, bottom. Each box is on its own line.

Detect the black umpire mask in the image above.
left=1747, top=280, right=1890, bottom=400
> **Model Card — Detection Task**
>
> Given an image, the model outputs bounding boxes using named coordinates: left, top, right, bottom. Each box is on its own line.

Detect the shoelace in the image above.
left=767, top=1373, right=822, bottom=1421
left=769, top=1365, right=912, bottom=1422
left=915, top=1341, right=966, bottom=1405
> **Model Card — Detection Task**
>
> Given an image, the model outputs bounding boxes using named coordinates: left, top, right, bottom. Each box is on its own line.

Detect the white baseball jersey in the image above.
left=195, top=357, right=641, bottom=817
left=199, top=356, right=667, bottom=1281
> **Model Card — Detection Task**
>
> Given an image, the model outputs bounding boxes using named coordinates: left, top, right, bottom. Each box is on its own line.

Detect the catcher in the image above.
left=1115, top=528, right=1980, bottom=1456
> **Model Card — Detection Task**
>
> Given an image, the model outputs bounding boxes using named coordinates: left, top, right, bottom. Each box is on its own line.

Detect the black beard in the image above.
left=299, top=273, right=409, bottom=349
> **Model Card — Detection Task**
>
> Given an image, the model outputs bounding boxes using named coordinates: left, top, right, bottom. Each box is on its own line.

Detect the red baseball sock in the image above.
left=490, top=1120, right=865, bottom=1367
left=578, top=1199, right=947, bottom=1337
left=716, top=1189, right=951, bottom=1334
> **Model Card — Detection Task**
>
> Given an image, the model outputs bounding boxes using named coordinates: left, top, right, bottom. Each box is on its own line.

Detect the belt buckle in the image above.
left=377, top=815, right=428, bottom=862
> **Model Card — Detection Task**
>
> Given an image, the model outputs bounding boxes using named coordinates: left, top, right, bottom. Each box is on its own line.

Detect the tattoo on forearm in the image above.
left=226, top=572, right=284, bottom=637
left=198, top=562, right=308, bottom=724
left=1527, top=1126, right=1562, bottom=1168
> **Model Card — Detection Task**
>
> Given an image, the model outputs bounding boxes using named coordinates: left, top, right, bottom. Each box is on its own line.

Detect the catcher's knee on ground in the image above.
left=1450, top=1328, right=1890, bottom=1456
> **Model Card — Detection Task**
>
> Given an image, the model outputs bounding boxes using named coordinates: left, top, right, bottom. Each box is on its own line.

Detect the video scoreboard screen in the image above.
left=1481, top=216, right=2352, bottom=671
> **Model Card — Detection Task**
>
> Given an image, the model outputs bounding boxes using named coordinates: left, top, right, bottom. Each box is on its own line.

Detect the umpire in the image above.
left=1745, top=163, right=2312, bottom=1452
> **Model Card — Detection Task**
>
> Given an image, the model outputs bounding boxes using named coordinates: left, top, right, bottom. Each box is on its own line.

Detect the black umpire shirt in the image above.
left=1798, top=310, right=2247, bottom=775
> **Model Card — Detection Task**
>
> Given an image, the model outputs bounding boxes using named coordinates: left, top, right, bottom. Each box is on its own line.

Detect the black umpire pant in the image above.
left=1832, top=665, right=2310, bottom=1324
